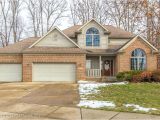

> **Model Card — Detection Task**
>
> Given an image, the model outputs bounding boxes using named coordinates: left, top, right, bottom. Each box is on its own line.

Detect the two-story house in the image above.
left=0, top=19, right=158, bottom=83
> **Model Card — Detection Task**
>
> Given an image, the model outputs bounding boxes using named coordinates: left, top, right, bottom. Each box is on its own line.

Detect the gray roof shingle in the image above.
left=63, top=25, right=134, bottom=39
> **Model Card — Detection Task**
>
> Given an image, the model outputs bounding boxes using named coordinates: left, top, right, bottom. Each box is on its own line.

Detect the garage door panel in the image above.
left=0, top=64, right=22, bottom=82
left=33, top=64, right=76, bottom=82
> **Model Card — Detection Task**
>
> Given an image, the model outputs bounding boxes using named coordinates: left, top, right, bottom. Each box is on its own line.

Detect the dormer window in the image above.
left=86, top=27, right=100, bottom=46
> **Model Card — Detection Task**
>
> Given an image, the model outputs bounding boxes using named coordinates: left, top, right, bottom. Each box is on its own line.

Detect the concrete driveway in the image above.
left=0, top=82, right=159, bottom=120
left=0, top=83, right=79, bottom=106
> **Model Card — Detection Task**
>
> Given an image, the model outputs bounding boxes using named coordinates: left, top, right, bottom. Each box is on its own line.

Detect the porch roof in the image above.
left=86, top=45, right=123, bottom=55
left=86, top=49, right=117, bottom=55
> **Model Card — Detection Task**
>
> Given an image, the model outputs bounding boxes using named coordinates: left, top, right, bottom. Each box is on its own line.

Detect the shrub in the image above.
left=116, top=70, right=142, bottom=81
left=131, top=71, right=153, bottom=83
left=117, top=70, right=160, bottom=82
left=116, top=72, right=125, bottom=81
left=140, top=71, right=153, bottom=82
left=132, top=74, right=143, bottom=83
left=152, top=70, right=160, bottom=82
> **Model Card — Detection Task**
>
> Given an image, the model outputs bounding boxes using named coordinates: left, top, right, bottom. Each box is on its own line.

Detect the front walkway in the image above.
left=0, top=82, right=159, bottom=120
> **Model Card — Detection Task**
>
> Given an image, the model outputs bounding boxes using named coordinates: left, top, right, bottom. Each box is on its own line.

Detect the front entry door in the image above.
left=102, top=60, right=113, bottom=76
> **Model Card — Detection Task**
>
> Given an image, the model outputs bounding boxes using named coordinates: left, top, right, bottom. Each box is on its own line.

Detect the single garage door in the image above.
left=0, top=64, right=22, bottom=82
left=33, top=63, right=76, bottom=82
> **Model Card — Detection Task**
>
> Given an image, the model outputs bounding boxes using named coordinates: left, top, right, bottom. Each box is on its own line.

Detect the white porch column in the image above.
left=99, top=56, right=101, bottom=77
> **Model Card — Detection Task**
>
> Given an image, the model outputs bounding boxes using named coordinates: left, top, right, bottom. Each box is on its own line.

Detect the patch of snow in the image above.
left=124, top=104, right=158, bottom=112
left=77, top=81, right=128, bottom=108
left=79, top=81, right=128, bottom=95
left=78, top=100, right=116, bottom=108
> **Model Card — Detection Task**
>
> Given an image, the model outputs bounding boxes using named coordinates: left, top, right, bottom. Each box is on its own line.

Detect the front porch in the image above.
left=86, top=56, right=116, bottom=78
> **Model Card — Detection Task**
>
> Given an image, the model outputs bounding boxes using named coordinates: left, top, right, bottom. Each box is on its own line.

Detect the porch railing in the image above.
left=86, top=69, right=101, bottom=78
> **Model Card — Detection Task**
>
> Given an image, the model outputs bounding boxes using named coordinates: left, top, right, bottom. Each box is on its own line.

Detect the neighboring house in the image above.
left=0, top=19, right=158, bottom=83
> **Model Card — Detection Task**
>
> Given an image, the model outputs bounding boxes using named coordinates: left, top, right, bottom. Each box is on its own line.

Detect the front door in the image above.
left=102, top=60, right=113, bottom=76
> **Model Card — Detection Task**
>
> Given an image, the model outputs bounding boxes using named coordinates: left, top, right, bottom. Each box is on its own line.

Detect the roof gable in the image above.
left=77, top=19, right=109, bottom=33
left=29, top=27, right=80, bottom=48
left=118, top=35, right=158, bottom=52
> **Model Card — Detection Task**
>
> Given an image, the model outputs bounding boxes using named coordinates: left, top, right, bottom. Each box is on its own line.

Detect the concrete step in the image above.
left=101, top=76, right=117, bottom=82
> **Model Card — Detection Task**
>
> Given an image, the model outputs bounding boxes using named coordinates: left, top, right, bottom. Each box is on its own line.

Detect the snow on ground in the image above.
left=78, top=81, right=128, bottom=95
left=77, top=100, right=115, bottom=108
left=124, top=104, right=158, bottom=112
left=78, top=81, right=158, bottom=112
left=78, top=81, right=127, bottom=108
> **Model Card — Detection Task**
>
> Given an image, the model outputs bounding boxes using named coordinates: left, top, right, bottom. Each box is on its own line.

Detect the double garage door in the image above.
left=33, top=63, right=76, bottom=82
left=0, top=63, right=76, bottom=82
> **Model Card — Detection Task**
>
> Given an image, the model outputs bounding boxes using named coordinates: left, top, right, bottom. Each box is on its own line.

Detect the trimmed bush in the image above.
left=116, top=70, right=160, bottom=82
left=116, top=70, right=142, bottom=81
left=131, top=71, right=153, bottom=83
left=132, top=74, right=143, bottom=83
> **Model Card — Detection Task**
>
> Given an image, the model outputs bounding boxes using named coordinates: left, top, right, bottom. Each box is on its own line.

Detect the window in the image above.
left=86, top=27, right=100, bottom=46
left=131, top=48, right=146, bottom=70
left=86, top=60, right=91, bottom=69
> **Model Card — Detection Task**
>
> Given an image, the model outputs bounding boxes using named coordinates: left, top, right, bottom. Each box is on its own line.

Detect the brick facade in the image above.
left=0, top=37, right=158, bottom=82
left=0, top=54, right=86, bottom=82
left=0, top=54, right=22, bottom=63
left=22, top=54, right=86, bottom=82
left=116, top=38, right=158, bottom=73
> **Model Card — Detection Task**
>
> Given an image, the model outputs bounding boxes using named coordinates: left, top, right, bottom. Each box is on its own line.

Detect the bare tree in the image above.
left=26, top=0, right=67, bottom=37
left=10, top=0, right=24, bottom=43
left=69, top=0, right=145, bottom=33
left=141, top=0, right=160, bottom=46
left=69, top=0, right=107, bottom=24
left=0, top=0, right=12, bottom=46
left=103, top=0, right=145, bottom=33
left=43, top=0, right=67, bottom=32
left=0, top=0, right=24, bottom=47
left=25, top=0, right=40, bottom=37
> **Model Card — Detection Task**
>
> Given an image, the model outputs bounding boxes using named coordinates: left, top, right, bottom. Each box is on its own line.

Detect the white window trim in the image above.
left=131, top=56, right=146, bottom=70
left=86, top=33, right=100, bottom=47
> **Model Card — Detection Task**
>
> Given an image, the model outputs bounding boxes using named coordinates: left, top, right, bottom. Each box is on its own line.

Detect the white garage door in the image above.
left=0, top=64, right=22, bottom=82
left=33, top=63, right=76, bottom=82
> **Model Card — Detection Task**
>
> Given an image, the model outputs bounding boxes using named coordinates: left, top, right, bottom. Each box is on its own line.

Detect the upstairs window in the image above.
left=131, top=48, right=146, bottom=70
left=86, top=27, right=100, bottom=46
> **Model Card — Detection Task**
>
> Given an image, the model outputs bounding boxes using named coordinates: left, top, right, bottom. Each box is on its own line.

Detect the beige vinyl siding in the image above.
left=36, top=29, right=76, bottom=47
left=109, top=39, right=129, bottom=45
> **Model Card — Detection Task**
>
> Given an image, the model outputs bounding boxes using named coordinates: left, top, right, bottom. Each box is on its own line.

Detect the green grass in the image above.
left=85, top=83, right=160, bottom=115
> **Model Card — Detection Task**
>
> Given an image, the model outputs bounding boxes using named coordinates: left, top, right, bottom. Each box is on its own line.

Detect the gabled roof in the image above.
left=0, top=37, right=85, bottom=54
left=118, top=35, right=158, bottom=52
left=29, top=27, right=80, bottom=48
left=77, top=19, right=110, bottom=33
left=63, top=25, right=134, bottom=39
left=0, top=37, right=39, bottom=54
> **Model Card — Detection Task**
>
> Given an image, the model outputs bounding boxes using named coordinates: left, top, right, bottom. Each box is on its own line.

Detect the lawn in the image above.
left=80, top=82, right=160, bottom=115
